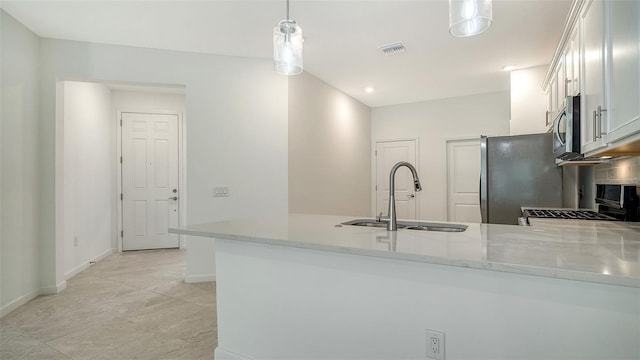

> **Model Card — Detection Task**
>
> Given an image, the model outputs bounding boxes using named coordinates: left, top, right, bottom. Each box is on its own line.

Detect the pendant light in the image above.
left=273, top=0, right=303, bottom=75
left=449, top=0, right=493, bottom=37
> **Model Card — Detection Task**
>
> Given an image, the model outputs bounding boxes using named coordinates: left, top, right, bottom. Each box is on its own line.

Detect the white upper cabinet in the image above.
left=545, top=0, right=640, bottom=157
left=568, top=26, right=580, bottom=96
left=545, top=86, right=553, bottom=129
left=543, top=1, right=580, bottom=131
left=556, top=55, right=567, bottom=110
left=606, top=0, right=640, bottom=145
left=580, top=0, right=607, bottom=154
left=543, top=57, right=563, bottom=131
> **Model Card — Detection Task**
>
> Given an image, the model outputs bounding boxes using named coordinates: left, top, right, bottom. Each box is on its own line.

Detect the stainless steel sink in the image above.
left=341, top=219, right=407, bottom=229
left=404, top=224, right=467, bottom=232
left=341, top=219, right=467, bottom=232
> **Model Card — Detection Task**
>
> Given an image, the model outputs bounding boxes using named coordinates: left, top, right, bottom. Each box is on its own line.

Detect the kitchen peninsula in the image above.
left=171, top=214, right=640, bottom=360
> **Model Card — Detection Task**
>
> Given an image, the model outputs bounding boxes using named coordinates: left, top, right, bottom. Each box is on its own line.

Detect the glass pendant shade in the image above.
left=449, top=0, right=493, bottom=37
left=273, top=19, right=303, bottom=75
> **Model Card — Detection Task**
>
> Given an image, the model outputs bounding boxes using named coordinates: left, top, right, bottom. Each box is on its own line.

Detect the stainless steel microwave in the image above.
left=553, top=95, right=581, bottom=160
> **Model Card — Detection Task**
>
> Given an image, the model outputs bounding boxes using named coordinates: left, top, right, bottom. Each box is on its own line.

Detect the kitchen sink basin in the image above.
left=341, top=219, right=407, bottom=229
left=404, top=224, right=467, bottom=232
left=341, top=219, right=467, bottom=232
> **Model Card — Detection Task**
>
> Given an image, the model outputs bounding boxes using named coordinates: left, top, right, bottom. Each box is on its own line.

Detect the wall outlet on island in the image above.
left=74, top=236, right=79, bottom=247
left=426, top=329, right=445, bottom=360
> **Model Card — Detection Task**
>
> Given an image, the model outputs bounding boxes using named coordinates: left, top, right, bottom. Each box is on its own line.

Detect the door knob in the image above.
left=168, top=196, right=178, bottom=201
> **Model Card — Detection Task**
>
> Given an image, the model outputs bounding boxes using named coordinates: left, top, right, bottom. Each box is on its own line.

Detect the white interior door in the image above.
left=375, top=140, right=418, bottom=220
left=122, top=112, right=179, bottom=251
left=446, top=138, right=481, bottom=222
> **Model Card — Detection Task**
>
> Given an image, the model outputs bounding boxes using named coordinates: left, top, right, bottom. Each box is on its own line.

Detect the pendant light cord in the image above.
left=286, top=0, right=290, bottom=20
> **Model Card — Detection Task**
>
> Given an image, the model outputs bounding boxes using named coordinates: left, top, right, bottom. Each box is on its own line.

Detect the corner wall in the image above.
left=62, top=81, right=115, bottom=279
left=0, top=10, right=42, bottom=316
left=371, top=91, right=510, bottom=221
left=509, top=65, right=548, bottom=135
left=288, top=72, right=371, bottom=216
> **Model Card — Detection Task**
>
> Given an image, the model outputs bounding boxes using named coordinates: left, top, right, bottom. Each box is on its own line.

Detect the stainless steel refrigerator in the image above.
left=480, top=133, right=563, bottom=225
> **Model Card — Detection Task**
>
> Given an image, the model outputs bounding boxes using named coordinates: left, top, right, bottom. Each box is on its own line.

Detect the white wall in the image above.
left=33, top=39, right=288, bottom=293
left=112, top=89, right=186, bottom=113
left=62, top=81, right=115, bottom=279
left=0, top=10, right=42, bottom=317
left=288, top=72, right=371, bottom=216
left=215, top=239, right=640, bottom=360
left=371, top=91, right=510, bottom=221
left=509, top=65, right=548, bottom=135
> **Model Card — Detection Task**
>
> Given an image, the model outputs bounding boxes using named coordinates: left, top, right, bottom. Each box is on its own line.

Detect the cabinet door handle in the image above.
left=545, top=111, right=549, bottom=126
left=593, top=110, right=598, bottom=141
left=597, top=106, right=607, bottom=137
left=565, top=78, right=570, bottom=97
left=597, top=110, right=601, bottom=139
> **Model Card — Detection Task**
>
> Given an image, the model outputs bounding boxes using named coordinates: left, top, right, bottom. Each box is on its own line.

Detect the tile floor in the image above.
left=0, top=249, right=217, bottom=360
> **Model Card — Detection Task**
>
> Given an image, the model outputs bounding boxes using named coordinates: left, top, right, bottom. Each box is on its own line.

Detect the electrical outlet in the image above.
left=426, top=329, right=445, bottom=360
left=74, top=236, right=79, bottom=247
left=213, top=186, right=230, bottom=198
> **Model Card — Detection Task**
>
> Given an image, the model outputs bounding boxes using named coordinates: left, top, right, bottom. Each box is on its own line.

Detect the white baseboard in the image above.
left=0, top=288, right=40, bottom=318
left=41, top=280, right=67, bottom=295
left=4, top=247, right=116, bottom=318
left=214, top=347, right=252, bottom=360
left=64, top=248, right=115, bottom=280
left=92, top=247, right=115, bottom=263
left=0, top=278, right=70, bottom=318
left=185, top=274, right=216, bottom=284
left=65, top=262, right=90, bottom=280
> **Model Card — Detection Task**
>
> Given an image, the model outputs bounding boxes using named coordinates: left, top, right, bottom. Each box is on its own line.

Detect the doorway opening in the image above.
left=55, top=80, right=186, bottom=280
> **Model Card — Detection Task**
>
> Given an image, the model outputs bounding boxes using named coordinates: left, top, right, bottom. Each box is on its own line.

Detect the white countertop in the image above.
left=170, top=214, right=640, bottom=288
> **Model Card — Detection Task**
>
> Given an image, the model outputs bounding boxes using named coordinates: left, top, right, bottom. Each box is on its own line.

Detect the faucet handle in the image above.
left=377, top=212, right=389, bottom=223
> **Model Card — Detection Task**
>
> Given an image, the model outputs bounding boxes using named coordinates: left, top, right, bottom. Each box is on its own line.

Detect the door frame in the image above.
left=116, top=109, right=186, bottom=252
left=445, top=136, right=481, bottom=222
left=372, top=137, right=419, bottom=218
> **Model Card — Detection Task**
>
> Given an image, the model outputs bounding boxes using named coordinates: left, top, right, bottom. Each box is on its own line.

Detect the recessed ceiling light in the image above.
left=364, top=87, right=375, bottom=93
left=502, top=65, right=517, bottom=71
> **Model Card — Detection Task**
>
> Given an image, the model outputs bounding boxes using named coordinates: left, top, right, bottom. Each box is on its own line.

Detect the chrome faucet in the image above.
left=384, top=161, right=422, bottom=231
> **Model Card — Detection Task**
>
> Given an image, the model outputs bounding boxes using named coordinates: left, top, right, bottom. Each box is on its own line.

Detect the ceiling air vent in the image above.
left=378, top=42, right=407, bottom=56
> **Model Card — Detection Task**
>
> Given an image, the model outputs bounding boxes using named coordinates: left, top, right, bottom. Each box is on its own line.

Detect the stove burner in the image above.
left=523, top=209, right=618, bottom=221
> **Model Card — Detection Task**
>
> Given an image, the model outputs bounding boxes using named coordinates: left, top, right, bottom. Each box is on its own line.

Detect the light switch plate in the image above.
left=213, top=186, right=229, bottom=197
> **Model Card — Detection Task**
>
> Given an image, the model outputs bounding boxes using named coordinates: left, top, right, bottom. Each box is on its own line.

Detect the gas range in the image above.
left=521, top=184, right=639, bottom=225
left=521, top=208, right=618, bottom=221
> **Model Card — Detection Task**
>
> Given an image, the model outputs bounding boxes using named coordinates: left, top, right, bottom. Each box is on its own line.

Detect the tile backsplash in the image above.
left=593, top=156, right=640, bottom=185
left=579, top=155, right=640, bottom=209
